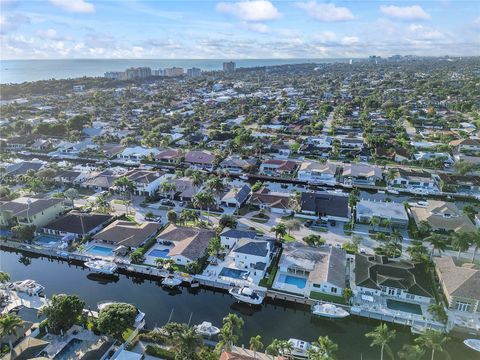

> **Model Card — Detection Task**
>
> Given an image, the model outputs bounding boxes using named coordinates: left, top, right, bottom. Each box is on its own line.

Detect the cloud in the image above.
left=216, top=1, right=281, bottom=22
left=242, top=22, right=270, bottom=33
left=49, top=0, right=95, bottom=13
left=0, top=13, right=30, bottom=34
left=313, top=31, right=337, bottom=43
left=380, top=5, right=430, bottom=21
left=296, top=1, right=354, bottom=22
left=341, top=36, right=359, bottom=45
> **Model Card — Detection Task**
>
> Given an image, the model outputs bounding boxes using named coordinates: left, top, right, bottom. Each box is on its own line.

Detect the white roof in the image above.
left=112, top=350, right=143, bottom=360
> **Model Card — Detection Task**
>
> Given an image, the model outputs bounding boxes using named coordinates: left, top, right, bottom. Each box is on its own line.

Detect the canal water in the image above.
left=0, top=249, right=476, bottom=359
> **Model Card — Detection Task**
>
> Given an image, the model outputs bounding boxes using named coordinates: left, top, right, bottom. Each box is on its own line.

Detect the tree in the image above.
left=289, top=191, right=302, bottom=213
left=11, top=224, right=35, bottom=242
left=266, top=339, right=282, bottom=356
left=450, top=232, right=471, bottom=260
left=303, top=234, right=325, bottom=247
left=271, top=223, right=287, bottom=241
left=370, top=216, right=381, bottom=230
left=365, top=323, right=396, bottom=360
left=207, top=236, right=223, bottom=258
left=0, top=314, right=24, bottom=353
left=398, top=344, right=425, bottom=360
left=0, top=272, right=10, bottom=284
left=161, top=181, right=177, bottom=200
left=193, top=191, right=215, bottom=220
left=114, top=176, right=136, bottom=215
left=428, top=304, right=448, bottom=324
left=168, top=324, right=203, bottom=360
left=343, top=287, right=353, bottom=305
left=219, top=215, right=237, bottom=229
left=468, top=230, right=480, bottom=262
left=97, top=303, right=137, bottom=339
left=130, top=249, right=145, bottom=264
left=217, top=313, right=244, bottom=352
left=64, top=188, right=79, bottom=207
left=95, top=195, right=111, bottom=213
left=454, top=160, right=476, bottom=175
left=426, top=234, right=448, bottom=258
left=415, top=329, right=449, bottom=360
left=307, top=335, right=338, bottom=360
left=283, top=219, right=301, bottom=235
left=39, top=294, right=85, bottom=334
left=206, top=176, right=225, bottom=206
left=249, top=335, right=264, bottom=358
left=167, top=210, right=178, bottom=224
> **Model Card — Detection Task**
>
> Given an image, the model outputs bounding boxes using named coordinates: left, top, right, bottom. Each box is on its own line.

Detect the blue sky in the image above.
left=1, top=0, right=479, bottom=59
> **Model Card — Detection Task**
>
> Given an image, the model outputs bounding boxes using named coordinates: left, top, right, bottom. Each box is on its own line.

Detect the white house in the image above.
left=231, top=238, right=273, bottom=283
left=297, top=161, right=337, bottom=185
left=124, top=169, right=174, bottom=196
left=219, top=229, right=257, bottom=250
left=118, top=146, right=160, bottom=162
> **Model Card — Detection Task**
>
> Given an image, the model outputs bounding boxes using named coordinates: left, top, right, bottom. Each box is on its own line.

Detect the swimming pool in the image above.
left=386, top=299, right=422, bottom=315
left=278, top=274, right=307, bottom=289
left=54, top=338, right=83, bottom=360
left=35, top=235, right=61, bottom=247
left=87, top=245, right=113, bottom=256
left=148, top=248, right=170, bottom=258
left=219, top=267, right=249, bottom=280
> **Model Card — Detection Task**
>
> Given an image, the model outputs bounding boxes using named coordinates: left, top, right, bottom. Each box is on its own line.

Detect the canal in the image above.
left=0, top=249, right=476, bottom=359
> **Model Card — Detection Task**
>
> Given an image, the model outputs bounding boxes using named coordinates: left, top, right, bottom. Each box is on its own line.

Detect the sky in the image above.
left=1, top=0, right=479, bottom=59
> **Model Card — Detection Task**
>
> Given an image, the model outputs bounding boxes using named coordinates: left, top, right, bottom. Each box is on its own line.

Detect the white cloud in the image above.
left=296, top=1, right=354, bottom=22
left=36, top=28, right=57, bottom=39
left=407, top=24, right=443, bottom=40
left=341, top=36, right=359, bottom=45
left=313, top=31, right=337, bottom=43
left=380, top=5, right=430, bottom=21
left=216, top=1, right=281, bottom=22
left=49, top=0, right=95, bottom=13
left=242, top=22, right=270, bottom=33
left=0, top=13, right=30, bottom=34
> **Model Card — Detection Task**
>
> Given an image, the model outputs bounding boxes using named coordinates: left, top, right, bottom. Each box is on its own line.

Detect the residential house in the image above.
left=273, top=242, right=346, bottom=298
left=249, top=187, right=292, bottom=215
left=0, top=197, right=65, bottom=228
left=339, top=136, right=364, bottom=149
left=354, top=254, right=434, bottom=304
left=434, top=173, right=480, bottom=195
left=342, top=163, right=382, bottom=186
left=356, top=200, right=409, bottom=228
left=389, top=168, right=438, bottom=192
left=259, top=159, right=298, bottom=177
left=449, top=138, right=480, bottom=152
left=155, top=148, right=184, bottom=164
left=413, top=152, right=454, bottom=165
left=157, top=224, right=215, bottom=266
left=54, top=170, right=87, bottom=185
left=172, top=177, right=199, bottom=201
left=184, top=150, right=216, bottom=171
left=221, top=185, right=251, bottom=208
left=300, top=192, right=350, bottom=222
left=297, top=161, right=337, bottom=185
left=2, top=161, right=44, bottom=178
left=434, top=256, right=480, bottom=313
left=220, top=228, right=257, bottom=250
left=42, top=212, right=113, bottom=239
left=124, top=169, right=173, bottom=196
left=118, top=146, right=160, bottom=162
left=92, top=220, right=161, bottom=250
left=219, top=156, right=256, bottom=174
left=231, top=238, right=274, bottom=283
left=82, top=170, right=120, bottom=191
left=409, top=200, right=476, bottom=233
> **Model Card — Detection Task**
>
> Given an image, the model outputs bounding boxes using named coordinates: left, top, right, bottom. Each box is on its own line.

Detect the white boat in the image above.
left=229, top=286, right=264, bottom=305
left=194, top=321, right=220, bottom=337
left=190, top=280, right=200, bottom=288
left=287, top=338, right=317, bottom=358
left=84, top=260, right=118, bottom=275
left=312, top=303, right=350, bottom=318
left=10, top=279, right=45, bottom=295
left=464, top=339, right=480, bottom=352
left=98, top=301, right=145, bottom=327
left=162, top=275, right=182, bottom=288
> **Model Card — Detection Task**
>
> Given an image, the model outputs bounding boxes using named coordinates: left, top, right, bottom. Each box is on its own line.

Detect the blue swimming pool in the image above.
left=219, top=267, right=249, bottom=280
left=148, top=248, right=170, bottom=258
left=278, top=274, right=307, bottom=289
left=35, top=235, right=61, bottom=246
left=386, top=299, right=422, bottom=315
left=87, top=245, right=113, bottom=256
left=54, top=338, right=83, bottom=360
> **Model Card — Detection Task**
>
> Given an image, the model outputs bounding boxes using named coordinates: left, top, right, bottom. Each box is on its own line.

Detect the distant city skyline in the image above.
left=1, top=0, right=479, bottom=60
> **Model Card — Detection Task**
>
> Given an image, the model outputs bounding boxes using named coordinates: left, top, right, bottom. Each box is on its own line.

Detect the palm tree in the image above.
left=398, top=344, right=425, bottom=360
left=370, top=216, right=381, bottom=230
left=193, top=191, right=215, bottom=221
left=191, top=171, right=203, bottom=191
left=284, top=219, right=301, bottom=235
left=468, top=230, right=480, bottom=262
left=278, top=340, right=294, bottom=359
left=266, top=339, right=282, bottom=357
left=415, top=329, right=449, bottom=360
left=249, top=335, right=264, bottom=358
left=160, top=181, right=176, bottom=200
left=206, top=176, right=225, bottom=206
left=217, top=313, right=244, bottom=352
left=0, top=314, right=24, bottom=353
left=307, top=335, right=338, bottom=359
left=289, top=191, right=302, bottom=213
left=0, top=272, right=10, bottom=284
left=271, top=223, right=287, bottom=241
left=365, top=323, right=396, bottom=360
left=450, top=231, right=472, bottom=260
left=425, top=234, right=448, bottom=258
left=114, top=176, right=136, bottom=215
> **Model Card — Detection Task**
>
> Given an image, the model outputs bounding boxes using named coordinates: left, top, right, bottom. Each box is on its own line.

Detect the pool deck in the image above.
left=143, top=244, right=173, bottom=266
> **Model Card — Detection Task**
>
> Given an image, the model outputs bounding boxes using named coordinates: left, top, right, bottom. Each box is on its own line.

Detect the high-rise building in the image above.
left=104, top=71, right=124, bottom=80
left=186, top=67, right=201, bottom=78
left=125, top=67, right=152, bottom=79
left=165, top=67, right=184, bottom=77
left=223, top=61, right=236, bottom=73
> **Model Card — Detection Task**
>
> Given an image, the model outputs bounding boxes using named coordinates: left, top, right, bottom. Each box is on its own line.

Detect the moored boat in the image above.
left=9, top=279, right=45, bottom=295
left=162, top=275, right=182, bottom=288
left=311, top=303, right=350, bottom=319
left=229, top=286, right=264, bottom=305
left=194, top=321, right=220, bottom=337
left=464, top=339, right=480, bottom=352
left=287, top=338, right=317, bottom=358
left=84, top=260, right=118, bottom=275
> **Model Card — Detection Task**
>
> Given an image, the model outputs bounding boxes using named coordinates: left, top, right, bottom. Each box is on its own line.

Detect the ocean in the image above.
left=0, top=58, right=350, bottom=84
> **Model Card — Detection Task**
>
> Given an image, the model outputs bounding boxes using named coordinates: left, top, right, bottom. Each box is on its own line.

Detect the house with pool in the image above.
left=230, top=238, right=275, bottom=283
left=272, top=242, right=347, bottom=298
left=41, top=212, right=113, bottom=240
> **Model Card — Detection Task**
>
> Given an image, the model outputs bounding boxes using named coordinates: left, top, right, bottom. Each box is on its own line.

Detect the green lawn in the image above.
left=283, top=234, right=296, bottom=243
left=309, top=291, right=346, bottom=305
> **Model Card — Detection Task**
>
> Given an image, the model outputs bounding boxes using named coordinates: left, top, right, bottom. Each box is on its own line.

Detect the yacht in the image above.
left=464, top=339, right=480, bottom=352
left=311, top=303, right=350, bottom=319
left=162, top=275, right=182, bottom=288
left=287, top=338, right=317, bottom=358
left=97, top=301, right=145, bottom=327
left=194, top=321, right=220, bottom=337
left=229, top=286, right=264, bottom=305
left=10, top=279, right=45, bottom=295
left=84, top=260, right=118, bottom=275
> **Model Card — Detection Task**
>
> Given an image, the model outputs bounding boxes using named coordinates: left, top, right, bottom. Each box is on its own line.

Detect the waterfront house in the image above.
left=41, top=212, right=113, bottom=239
left=297, top=161, right=337, bottom=185
left=389, top=168, right=438, bottom=192
left=155, top=148, right=184, bottom=164
left=434, top=256, right=480, bottom=313
left=220, top=185, right=251, bottom=208
left=157, top=224, right=215, bottom=266
left=3, top=337, right=49, bottom=360
left=54, top=170, right=87, bottom=185
left=118, top=146, right=160, bottom=162
left=356, top=200, right=409, bottom=228
left=123, top=169, right=173, bottom=196
left=299, top=192, right=349, bottom=222
left=220, top=228, right=257, bottom=250
left=273, top=242, right=346, bottom=298
left=0, top=197, right=65, bottom=228
left=354, top=254, right=434, bottom=304
left=409, top=200, right=476, bottom=233
left=249, top=187, right=292, bottom=215
left=92, top=220, right=161, bottom=250
left=231, top=238, right=274, bottom=283
left=259, top=159, right=298, bottom=177
left=219, top=156, right=256, bottom=174
left=434, top=173, right=480, bottom=195
left=341, top=163, right=382, bottom=186
left=184, top=150, right=216, bottom=171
